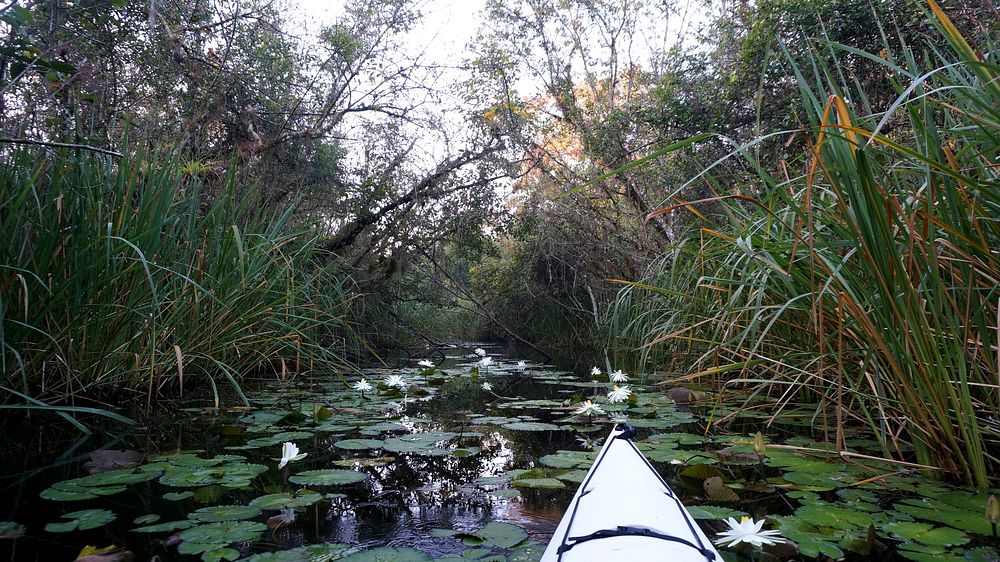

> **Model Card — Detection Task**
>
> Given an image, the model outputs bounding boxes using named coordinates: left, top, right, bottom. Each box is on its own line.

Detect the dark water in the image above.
left=0, top=344, right=585, bottom=561
left=6, top=344, right=999, bottom=562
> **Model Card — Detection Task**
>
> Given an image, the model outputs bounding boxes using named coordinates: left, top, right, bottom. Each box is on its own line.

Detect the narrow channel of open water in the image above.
left=2, top=343, right=662, bottom=561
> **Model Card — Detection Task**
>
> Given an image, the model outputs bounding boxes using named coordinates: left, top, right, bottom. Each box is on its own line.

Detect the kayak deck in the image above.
left=540, top=424, right=720, bottom=561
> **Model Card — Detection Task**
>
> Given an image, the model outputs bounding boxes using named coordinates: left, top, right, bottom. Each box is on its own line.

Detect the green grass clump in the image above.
left=1, top=148, right=362, bottom=421
left=608, top=2, right=999, bottom=486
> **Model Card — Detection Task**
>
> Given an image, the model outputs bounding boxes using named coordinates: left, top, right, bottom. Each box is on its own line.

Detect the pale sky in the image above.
left=289, top=0, right=492, bottom=165
left=292, top=0, right=488, bottom=69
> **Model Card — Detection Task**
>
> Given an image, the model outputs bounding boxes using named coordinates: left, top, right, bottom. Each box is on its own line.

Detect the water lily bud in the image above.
left=752, top=431, right=766, bottom=457
left=987, top=494, right=999, bottom=524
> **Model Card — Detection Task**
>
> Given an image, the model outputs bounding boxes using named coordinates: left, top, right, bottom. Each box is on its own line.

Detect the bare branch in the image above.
left=0, top=137, right=122, bottom=157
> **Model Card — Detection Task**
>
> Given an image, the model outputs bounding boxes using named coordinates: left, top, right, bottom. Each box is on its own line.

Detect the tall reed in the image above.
left=608, top=2, right=999, bottom=486
left=1, top=148, right=362, bottom=422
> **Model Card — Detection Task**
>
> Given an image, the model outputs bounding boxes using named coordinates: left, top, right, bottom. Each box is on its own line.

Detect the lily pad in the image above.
left=776, top=515, right=845, bottom=559
left=250, top=491, right=323, bottom=510
left=242, top=543, right=357, bottom=561
left=72, top=468, right=157, bottom=487
left=332, top=456, right=395, bottom=467
left=133, top=514, right=161, bottom=525
left=893, top=495, right=994, bottom=536
left=383, top=432, right=459, bottom=456
left=477, top=521, right=527, bottom=548
left=502, top=421, right=561, bottom=431
left=288, top=469, right=367, bottom=486
left=338, top=546, right=433, bottom=561
left=334, top=438, right=385, bottom=450
left=0, top=521, right=26, bottom=539
left=512, top=478, right=565, bottom=489
left=794, top=503, right=876, bottom=530
left=555, top=470, right=588, bottom=483
left=883, top=522, right=969, bottom=547
left=159, top=463, right=268, bottom=488
left=132, top=519, right=197, bottom=533
left=469, top=416, right=519, bottom=425
left=178, top=520, right=267, bottom=545
left=686, top=506, right=749, bottom=520
left=188, top=505, right=262, bottom=522
left=645, top=432, right=706, bottom=445
left=45, top=509, right=116, bottom=533
left=40, top=481, right=126, bottom=501
left=245, top=431, right=314, bottom=448
left=539, top=450, right=594, bottom=469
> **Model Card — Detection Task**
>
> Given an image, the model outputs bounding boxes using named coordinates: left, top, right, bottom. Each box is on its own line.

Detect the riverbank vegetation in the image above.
left=2, top=0, right=998, bottom=488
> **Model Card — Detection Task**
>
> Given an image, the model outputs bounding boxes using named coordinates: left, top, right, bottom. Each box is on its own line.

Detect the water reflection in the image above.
left=0, top=344, right=573, bottom=560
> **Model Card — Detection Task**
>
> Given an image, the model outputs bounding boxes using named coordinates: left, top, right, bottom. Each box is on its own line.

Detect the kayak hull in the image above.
left=540, top=425, right=720, bottom=561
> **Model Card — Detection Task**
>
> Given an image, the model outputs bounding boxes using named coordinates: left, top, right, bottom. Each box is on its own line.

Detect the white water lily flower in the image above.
left=479, top=356, right=493, bottom=367
left=607, top=385, right=632, bottom=403
left=481, top=382, right=493, bottom=391
left=417, top=359, right=434, bottom=368
left=516, top=360, right=527, bottom=369
left=353, top=378, right=372, bottom=393
left=474, top=348, right=487, bottom=357
left=574, top=400, right=605, bottom=417
left=276, top=442, right=307, bottom=469
left=609, top=369, right=629, bottom=383
left=714, top=516, right=784, bottom=548
left=385, top=374, right=406, bottom=388
left=590, top=366, right=601, bottom=377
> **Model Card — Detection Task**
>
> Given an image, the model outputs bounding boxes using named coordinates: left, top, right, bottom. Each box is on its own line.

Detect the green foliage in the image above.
left=607, top=6, right=999, bottom=486
left=0, top=148, right=361, bottom=415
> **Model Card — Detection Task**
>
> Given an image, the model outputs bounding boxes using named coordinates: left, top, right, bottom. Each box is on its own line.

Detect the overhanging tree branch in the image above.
left=0, top=137, right=122, bottom=157
left=323, top=142, right=504, bottom=253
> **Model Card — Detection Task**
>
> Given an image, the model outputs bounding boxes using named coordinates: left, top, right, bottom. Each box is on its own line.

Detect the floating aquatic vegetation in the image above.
left=512, top=476, right=565, bottom=489
left=187, top=505, right=262, bottom=522
left=242, top=543, right=356, bottom=561
left=554, top=469, right=587, bottom=483
left=337, top=546, right=432, bottom=561
left=451, top=447, right=480, bottom=457
left=287, top=469, right=367, bottom=486
left=332, top=456, right=396, bottom=467
left=538, top=450, right=594, bottom=469
left=0, top=521, right=26, bottom=539
left=40, top=468, right=159, bottom=501
left=686, top=506, right=748, bottom=520
left=487, top=488, right=520, bottom=499
left=893, top=491, right=996, bottom=536
left=501, top=421, right=561, bottom=431
left=45, top=509, right=116, bottom=533
left=13, top=347, right=1000, bottom=561
left=382, top=432, right=460, bottom=455
left=334, top=438, right=385, bottom=450
left=249, top=490, right=323, bottom=509
left=133, top=514, right=160, bottom=525
left=158, top=462, right=268, bottom=488
left=243, top=431, right=313, bottom=449
left=468, top=416, right=520, bottom=425
left=176, top=520, right=267, bottom=560
left=132, top=519, right=197, bottom=533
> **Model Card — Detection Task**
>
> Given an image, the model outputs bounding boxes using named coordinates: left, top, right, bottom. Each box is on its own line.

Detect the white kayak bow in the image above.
left=540, top=424, right=720, bottom=561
